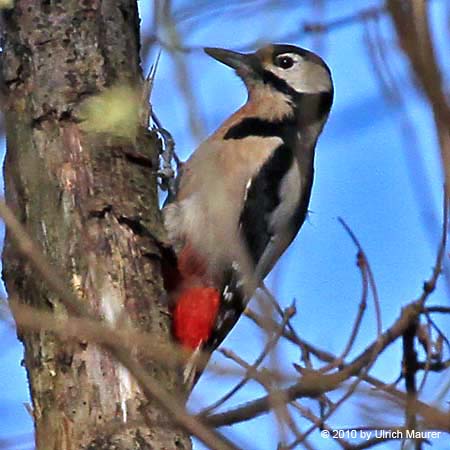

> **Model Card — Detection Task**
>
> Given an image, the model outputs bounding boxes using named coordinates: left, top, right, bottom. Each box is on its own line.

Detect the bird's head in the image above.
left=204, top=44, right=333, bottom=123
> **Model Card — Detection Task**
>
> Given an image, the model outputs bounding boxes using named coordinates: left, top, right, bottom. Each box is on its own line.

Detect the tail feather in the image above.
left=182, top=345, right=203, bottom=389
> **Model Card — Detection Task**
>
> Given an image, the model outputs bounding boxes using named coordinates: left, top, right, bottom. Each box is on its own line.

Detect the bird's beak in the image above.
left=204, top=47, right=255, bottom=72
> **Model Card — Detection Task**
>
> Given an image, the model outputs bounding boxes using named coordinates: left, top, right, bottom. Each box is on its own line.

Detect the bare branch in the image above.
left=199, top=304, right=294, bottom=416
left=204, top=299, right=424, bottom=427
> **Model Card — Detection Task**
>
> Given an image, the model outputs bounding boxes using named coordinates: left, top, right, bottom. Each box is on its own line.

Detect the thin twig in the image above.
left=319, top=233, right=369, bottom=373
left=338, top=218, right=382, bottom=336
left=424, top=306, right=450, bottom=314
left=259, top=285, right=315, bottom=370
left=218, top=347, right=301, bottom=446
left=289, top=402, right=351, bottom=450
left=416, top=192, right=448, bottom=306
left=199, top=304, right=294, bottom=416
left=423, top=310, right=450, bottom=350
left=401, top=320, right=420, bottom=450
left=204, top=299, right=425, bottom=428
left=416, top=321, right=434, bottom=395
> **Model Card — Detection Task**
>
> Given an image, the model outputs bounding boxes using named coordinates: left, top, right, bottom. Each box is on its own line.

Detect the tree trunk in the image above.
left=1, top=1, right=191, bottom=449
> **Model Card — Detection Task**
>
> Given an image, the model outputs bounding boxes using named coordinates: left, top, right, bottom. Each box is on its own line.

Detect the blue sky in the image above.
left=1, top=1, right=449, bottom=449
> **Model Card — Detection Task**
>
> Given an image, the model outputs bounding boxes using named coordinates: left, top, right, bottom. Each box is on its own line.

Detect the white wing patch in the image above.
left=254, top=159, right=303, bottom=281
left=243, top=178, right=252, bottom=203
left=269, top=158, right=302, bottom=231
left=222, top=284, right=234, bottom=302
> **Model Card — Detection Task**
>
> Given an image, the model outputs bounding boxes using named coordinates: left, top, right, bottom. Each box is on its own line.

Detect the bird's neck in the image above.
left=216, top=87, right=331, bottom=147
left=245, top=86, right=295, bottom=122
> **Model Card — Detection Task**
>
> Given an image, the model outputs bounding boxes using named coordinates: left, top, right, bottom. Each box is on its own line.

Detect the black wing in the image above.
left=204, top=144, right=305, bottom=355
left=239, top=143, right=295, bottom=267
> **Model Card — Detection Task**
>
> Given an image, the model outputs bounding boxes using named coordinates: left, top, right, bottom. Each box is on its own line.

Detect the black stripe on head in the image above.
left=259, top=70, right=333, bottom=123
left=261, top=69, right=301, bottom=102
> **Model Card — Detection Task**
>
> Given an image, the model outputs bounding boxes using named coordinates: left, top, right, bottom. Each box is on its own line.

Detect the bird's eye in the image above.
left=276, top=56, right=294, bottom=69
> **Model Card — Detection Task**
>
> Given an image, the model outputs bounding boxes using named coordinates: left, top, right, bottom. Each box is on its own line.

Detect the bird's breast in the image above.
left=169, top=135, right=285, bottom=274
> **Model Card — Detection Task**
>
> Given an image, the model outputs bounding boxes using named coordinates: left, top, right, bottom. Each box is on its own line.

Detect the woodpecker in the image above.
left=163, top=44, right=333, bottom=385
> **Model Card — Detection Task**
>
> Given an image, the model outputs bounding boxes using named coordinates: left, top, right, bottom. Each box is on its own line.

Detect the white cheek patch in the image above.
left=269, top=54, right=331, bottom=94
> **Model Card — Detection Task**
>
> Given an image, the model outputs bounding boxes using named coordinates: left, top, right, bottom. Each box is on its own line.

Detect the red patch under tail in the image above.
left=164, top=243, right=220, bottom=350
left=173, top=286, right=220, bottom=350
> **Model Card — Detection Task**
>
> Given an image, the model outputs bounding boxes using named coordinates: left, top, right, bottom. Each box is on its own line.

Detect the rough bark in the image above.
left=1, top=1, right=191, bottom=449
